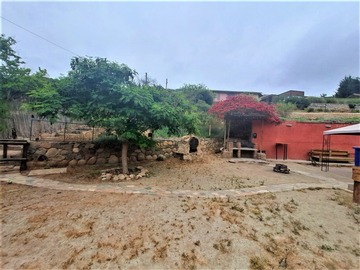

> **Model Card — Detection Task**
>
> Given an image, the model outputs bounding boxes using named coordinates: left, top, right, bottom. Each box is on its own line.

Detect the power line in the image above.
left=1, top=15, right=80, bottom=57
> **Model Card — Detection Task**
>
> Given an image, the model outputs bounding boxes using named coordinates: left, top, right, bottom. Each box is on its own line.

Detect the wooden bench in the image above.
left=309, top=149, right=353, bottom=165
left=0, top=140, right=30, bottom=171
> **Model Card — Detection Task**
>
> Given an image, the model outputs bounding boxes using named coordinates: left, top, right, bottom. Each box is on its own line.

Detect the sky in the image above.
left=1, top=0, right=359, bottom=96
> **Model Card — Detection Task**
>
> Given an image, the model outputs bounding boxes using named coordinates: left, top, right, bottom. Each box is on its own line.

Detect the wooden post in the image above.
left=352, top=167, right=360, bottom=204
left=227, top=120, right=231, bottom=150
left=223, top=120, right=227, bottom=149
left=260, top=119, right=264, bottom=153
left=3, top=143, right=8, bottom=158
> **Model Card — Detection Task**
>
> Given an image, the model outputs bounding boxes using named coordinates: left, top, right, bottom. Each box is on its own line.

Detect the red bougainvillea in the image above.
left=208, top=94, right=281, bottom=124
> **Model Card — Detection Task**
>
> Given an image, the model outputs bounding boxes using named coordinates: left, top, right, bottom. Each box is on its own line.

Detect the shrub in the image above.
left=276, top=103, right=296, bottom=118
left=285, top=97, right=310, bottom=110
left=348, top=104, right=356, bottom=109
left=94, top=134, right=121, bottom=148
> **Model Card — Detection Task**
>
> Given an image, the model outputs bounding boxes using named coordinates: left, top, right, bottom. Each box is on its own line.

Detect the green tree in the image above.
left=23, top=69, right=62, bottom=123
left=0, top=35, right=55, bottom=132
left=282, top=96, right=310, bottom=110
left=177, top=84, right=215, bottom=137
left=0, top=34, right=32, bottom=101
left=0, top=34, right=32, bottom=131
left=178, top=84, right=214, bottom=111
left=335, top=76, right=360, bottom=98
left=28, top=57, right=199, bottom=174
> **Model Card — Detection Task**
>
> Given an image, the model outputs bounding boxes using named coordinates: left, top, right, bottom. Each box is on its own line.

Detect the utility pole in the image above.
left=165, top=78, right=168, bottom=89
left=145, top=72, right=148, bottom=85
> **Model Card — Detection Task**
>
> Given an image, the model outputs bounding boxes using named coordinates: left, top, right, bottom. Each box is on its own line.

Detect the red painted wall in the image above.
left=251, top=121, right=359, bottom=160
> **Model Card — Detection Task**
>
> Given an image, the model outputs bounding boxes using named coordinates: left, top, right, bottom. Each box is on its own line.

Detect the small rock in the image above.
left=137, top=153, right=145, bottom=161
left=87, top=156, right=97, bottom=165
left=108, top=155, right=119, bottom=164
left=141, top=169, right=149, bottom=174
left=157, top=154, right=166, bottom=161
left=119, top=174, right=126, bottom=181
left=129, top=174, right=135, bottom=179
left=105, top=173, right=112, bottom=180
left=113, top=175, right=119, bottom=181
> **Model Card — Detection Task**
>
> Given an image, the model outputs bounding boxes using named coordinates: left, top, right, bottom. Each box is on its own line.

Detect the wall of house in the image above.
left=251, top=121, right=359, bottom=160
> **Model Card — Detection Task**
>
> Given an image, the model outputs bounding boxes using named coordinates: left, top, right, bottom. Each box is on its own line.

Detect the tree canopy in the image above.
left=0, top=34, right=32, bottom=101
left=177, top=84, right=214, bottom=111
left=334, top=76, right=360, bottom=98
left=27, top=56, right=200, bottom=173
left=208, top=94, right=281, bottom=124
left=0, top=34, right=58, bottom=132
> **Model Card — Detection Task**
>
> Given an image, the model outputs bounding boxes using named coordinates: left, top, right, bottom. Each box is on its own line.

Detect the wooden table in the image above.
left=0, top=139, right=30, bottom=171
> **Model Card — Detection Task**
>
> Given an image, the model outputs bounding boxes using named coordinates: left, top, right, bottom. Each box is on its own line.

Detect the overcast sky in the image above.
left=1, top=0, right=359, bottom=96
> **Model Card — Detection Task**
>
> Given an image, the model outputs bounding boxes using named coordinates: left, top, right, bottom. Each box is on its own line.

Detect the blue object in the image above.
left=354, top=146, right=360, bottom=166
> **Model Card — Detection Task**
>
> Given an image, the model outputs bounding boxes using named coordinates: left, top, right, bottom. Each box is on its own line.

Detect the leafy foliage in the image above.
left=0, top=34, right=32, bottom=101
left=0, top=101, right=9, bottom=132
left=335, top=76, right=360, bottom=98
left=27, top=56, right=200, bottom=173
left=208, top=94, right=281, bottom=124
left=178, top=84, right=214, bottom=110
left=1, top=35, right=60, bottom=131
left=56, top=57, right=199, bottom=142
left=274, top=96, right=310, bottom=110
left=276, top=103, right=297, bottom=118
left=177, top=84, right=216, bottom=137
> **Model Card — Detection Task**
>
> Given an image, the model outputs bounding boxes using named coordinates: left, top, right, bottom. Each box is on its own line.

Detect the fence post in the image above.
left=30, top=119, right=33, bottom=141
left=63, top=121, right=67, bottom=141
left=353, top=147, right=360, bottom=203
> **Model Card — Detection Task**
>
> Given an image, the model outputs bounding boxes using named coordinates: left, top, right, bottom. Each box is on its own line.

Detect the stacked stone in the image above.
left=99, top=166, right=149, bottom=181
left=26, top=138, right=222, bottom=169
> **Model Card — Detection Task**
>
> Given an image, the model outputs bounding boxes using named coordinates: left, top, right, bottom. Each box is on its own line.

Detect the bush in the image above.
left=307, top=96, right=325, bottom=103
left=348, top=104, right=356, bottom=109
left=94, top=134, right=121, bottom=148
left=276, top=102, right=296, bottom=118
left=285, top=97, right=310, bottom=110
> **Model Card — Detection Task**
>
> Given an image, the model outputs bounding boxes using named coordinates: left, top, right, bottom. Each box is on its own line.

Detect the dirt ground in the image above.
left=1, top=157, right=360, bottom=269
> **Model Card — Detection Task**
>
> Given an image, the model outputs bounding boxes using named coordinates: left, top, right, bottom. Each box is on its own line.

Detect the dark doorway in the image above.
left=229, top=120, right=254, bottom=148
left=189, top=137, right=199, bottom=153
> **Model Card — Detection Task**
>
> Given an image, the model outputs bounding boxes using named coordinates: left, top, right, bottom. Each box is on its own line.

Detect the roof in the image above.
left=212, top=90, right=263, bottom=97
left=323, top=123, right=360, bottom=135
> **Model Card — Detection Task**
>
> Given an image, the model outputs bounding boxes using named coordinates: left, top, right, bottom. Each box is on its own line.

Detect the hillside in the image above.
left=287, top=112, right=359, bottom=123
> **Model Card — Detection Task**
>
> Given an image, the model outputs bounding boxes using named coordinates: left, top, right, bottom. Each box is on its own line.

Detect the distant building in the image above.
left=347, top=93, right=360, bottom=98
left=212, top=90, right=262, bottom=102
left=277, top=90, right=305, bottom=99
left=261, top=90, right=305, bottom=104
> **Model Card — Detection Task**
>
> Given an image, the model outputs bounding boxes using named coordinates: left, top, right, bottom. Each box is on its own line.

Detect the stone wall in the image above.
left=26, top=138, right=222, bottom=169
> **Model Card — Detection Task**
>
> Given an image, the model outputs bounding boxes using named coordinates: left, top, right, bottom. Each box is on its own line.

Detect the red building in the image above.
left=251, top=121, right=359, bottom=160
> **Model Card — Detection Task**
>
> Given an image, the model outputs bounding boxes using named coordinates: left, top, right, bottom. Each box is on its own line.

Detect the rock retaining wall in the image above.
left=26, top=138, right=222, bottom=169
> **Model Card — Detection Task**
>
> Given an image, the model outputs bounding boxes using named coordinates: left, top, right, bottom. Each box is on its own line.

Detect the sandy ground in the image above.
left=1, top=157, right=360, bottom=269
left=39, top=156, right=353, bottom=190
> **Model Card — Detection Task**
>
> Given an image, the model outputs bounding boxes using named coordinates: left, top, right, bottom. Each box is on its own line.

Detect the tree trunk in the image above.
left=121, top=141, right=129, bottom=174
